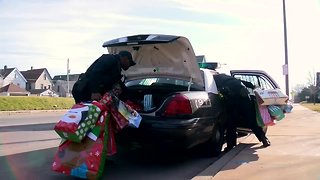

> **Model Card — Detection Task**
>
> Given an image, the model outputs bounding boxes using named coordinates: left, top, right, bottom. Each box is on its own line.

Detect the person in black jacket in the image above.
left=213, top=73, right=270, bottom=152
left=72, top=51, right=136, bottom=103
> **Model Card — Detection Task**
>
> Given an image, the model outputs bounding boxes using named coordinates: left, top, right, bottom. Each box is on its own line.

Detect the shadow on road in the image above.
left=219, top=143, right=260, bottom=171
left=0, top=123, right=56, bottom=132
left=0, top=141, right=221, bottom=180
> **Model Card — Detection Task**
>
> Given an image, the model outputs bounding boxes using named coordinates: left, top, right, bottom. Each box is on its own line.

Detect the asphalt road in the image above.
left=0, top=111, right=222, bottom=180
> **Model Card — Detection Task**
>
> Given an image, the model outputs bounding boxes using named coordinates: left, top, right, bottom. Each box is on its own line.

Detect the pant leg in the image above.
left=238, top=87, right=266, bottom=142
left=225, top=107, right=237, bottom=147
left=224, top=93, right=238, bottom=148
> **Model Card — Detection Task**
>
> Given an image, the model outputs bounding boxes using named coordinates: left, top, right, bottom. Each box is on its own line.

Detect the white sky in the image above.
left=1, top=0, right=320, bottom=93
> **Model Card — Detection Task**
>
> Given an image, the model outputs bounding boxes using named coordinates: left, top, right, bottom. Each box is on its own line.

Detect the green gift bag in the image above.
left=268, top=105, right=285, bottom=121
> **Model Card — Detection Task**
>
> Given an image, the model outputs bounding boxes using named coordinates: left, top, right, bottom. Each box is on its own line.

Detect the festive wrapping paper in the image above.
left=254, top=99, right=265, bottom=127
left=54, top=101, right=104, bottom=143
left=52, top=83, right=141, bottom=179
left=117, top=100, right=142, bottom=128
left=100, top=92, right=142, bottom=131
left=258, top=105, right=276, bottom=126
left=52, top=111, right=110, bottom=180
left=107, top=119, right=117, bottom=156
left=268, top=105, right=285, bottom=121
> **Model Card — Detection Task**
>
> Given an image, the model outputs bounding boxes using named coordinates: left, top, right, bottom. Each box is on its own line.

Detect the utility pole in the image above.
left=67, top=58, right=70, bottom=97
left=282, top=0, right=289, bottom=96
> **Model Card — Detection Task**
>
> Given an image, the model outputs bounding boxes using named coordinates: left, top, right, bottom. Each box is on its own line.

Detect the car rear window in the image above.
left=126, top=77, right=203, bottom=90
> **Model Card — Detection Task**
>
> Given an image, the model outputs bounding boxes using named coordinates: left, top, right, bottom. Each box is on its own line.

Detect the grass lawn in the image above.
left=0, top=96, right=75, bottom=111
left=300, top=103, right=320, bottom=113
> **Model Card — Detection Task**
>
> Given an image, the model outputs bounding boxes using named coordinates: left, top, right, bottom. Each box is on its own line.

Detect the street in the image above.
left=0, top=111, right=222, bottom=180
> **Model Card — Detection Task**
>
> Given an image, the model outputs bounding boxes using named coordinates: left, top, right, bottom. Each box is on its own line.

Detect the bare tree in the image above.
left=307, top=71, right=319, bottom=105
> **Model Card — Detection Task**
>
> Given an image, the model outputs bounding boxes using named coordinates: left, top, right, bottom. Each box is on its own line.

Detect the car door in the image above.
left=230, top=70, right=281, bottom=132
left=230, top=70, right=280, bottom=90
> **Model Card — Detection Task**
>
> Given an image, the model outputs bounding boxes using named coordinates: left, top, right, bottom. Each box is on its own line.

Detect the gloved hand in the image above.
left=91, top=93, right=102, bottom=101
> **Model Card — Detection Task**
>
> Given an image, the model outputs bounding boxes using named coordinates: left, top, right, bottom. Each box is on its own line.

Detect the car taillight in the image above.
left=162, top=94, right=192, bottom=117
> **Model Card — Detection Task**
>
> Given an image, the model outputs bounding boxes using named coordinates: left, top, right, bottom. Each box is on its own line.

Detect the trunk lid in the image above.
left=102, top=34, right=204, bottom=87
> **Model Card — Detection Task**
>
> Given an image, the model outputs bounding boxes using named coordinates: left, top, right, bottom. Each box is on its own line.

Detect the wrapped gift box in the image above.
left=54, top=101, right=104, bottom=143
left=52, top=110, right=110, bottom=180
left=254, top=88, right=289, bottom=106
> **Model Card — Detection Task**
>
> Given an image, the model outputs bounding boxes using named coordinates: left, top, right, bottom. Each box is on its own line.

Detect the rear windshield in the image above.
left=126, top=77, right=203, bottom=90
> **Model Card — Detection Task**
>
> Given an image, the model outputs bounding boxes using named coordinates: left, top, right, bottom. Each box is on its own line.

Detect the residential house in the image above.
left=21, top=67, right=54, bottom=95
left=0, top=75, right=3, bottom=87
left=52, top=74, right=80, bottom=97
left=29, top=89, right=58, bottom=97
left=0, top=83, right=30, bottom=96
left=0, top=65, right=27, bottom=89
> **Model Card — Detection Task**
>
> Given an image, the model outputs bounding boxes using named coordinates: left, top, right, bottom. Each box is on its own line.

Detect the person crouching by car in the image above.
left=213, top=73, right=271, bottom=152
left=72, top=51, right=136, bottom=104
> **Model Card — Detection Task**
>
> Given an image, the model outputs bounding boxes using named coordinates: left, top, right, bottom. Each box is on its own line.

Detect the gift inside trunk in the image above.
left=120, top=79, right=203, bottom=113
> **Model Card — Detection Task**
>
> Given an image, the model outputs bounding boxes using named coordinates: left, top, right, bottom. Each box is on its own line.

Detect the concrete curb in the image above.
left=192, top=144, right=248, bottom=180
left=0, top=109, right=67, bottom=115
left=192, top=134, right=255, bottom=180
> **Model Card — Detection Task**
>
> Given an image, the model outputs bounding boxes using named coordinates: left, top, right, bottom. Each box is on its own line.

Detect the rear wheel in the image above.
left=202, top=124, right=225, bottom=157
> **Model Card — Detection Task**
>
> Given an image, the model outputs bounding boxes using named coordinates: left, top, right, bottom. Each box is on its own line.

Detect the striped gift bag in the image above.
left=258, top=105, right=276, bottom=126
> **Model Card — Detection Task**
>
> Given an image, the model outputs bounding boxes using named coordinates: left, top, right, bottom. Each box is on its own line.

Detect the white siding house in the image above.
left=0, top=66, right=27, bottom=89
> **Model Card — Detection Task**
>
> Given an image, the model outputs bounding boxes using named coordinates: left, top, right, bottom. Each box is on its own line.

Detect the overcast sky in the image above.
left=1, top=0, right=320, bottom=93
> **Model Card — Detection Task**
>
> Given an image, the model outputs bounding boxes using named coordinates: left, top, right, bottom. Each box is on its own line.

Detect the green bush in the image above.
left=0, top=96, right=75, bottom=111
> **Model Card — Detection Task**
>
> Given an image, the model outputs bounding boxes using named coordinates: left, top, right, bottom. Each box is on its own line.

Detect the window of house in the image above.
left=41, top=84, right=44, bottom=89
left=17, top=83, right=20, bottom=87
left=57, top=86, right=60, bottom=92
left=48, top=85, right=51, bottom=89
left=44, top=74, right=47, bottom=80
left=14, top=74, right=17, bottom=78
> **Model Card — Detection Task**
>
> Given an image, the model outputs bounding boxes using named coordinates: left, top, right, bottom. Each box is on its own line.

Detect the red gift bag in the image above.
left=52, top=110, right=110, bottom=180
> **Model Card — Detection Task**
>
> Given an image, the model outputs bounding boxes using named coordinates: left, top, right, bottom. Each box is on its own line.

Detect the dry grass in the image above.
left=300, top=103, right=320, bottom=113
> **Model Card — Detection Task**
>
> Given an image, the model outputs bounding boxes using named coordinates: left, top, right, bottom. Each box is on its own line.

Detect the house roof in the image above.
left=29, top=89, right=57, bottom=94
left=20, top=68, right=51, bottom=82
left=0, top=83, right=29, bottom=93
left=0, top=68, right=15, bottom=78
left=53, top=74, right=81, bottom=81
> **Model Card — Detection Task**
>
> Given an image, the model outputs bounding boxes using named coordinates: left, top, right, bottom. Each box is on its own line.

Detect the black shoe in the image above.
left=223, top=146, right=235, bottom=152
left=262, top=138, right=271, bottom=147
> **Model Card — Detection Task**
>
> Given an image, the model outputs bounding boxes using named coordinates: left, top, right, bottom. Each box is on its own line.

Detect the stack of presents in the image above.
left=51, top=89, right=142, bottom=179
left=254, top=88, right=291, bottom=127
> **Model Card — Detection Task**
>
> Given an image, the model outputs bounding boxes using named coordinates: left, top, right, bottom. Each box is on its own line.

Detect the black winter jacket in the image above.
left=85, top=54, right=122, bottom=94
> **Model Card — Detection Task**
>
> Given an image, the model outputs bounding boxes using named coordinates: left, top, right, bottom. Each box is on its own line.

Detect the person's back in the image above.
left=72, top=51, right=136, bottom=104
left=213, top=73, right=270, bottom=151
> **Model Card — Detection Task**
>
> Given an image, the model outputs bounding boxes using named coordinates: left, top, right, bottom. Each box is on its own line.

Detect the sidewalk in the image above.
left=193, top=104, right=320, bottom=180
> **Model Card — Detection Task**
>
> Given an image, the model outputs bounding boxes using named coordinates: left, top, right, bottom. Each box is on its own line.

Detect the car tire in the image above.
left=201, top=123, right=225, bottom=157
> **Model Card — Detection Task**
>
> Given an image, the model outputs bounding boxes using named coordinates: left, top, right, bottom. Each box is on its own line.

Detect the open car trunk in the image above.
left=120, top=77, right=204, bottom=113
